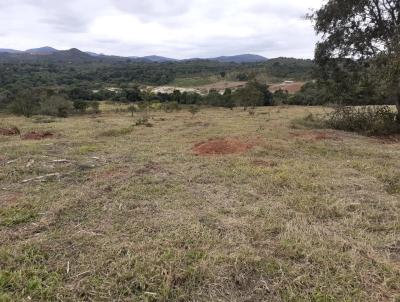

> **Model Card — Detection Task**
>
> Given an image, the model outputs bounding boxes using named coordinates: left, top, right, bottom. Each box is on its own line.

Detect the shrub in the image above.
left=40, top=96, right=73, bottom=118
left=127, top=105, right=137, bottom=117
left=288, top=82, right=328, bottom=105
left=326, top=106, right=400, bottom=135
left=89, top=101, right=101, bottom=114
left=9, top=91, right=39, bottom=117
left=99, top=127, right=134, bottom=137
left=188, top=105, right=200, bottom=116
left=136, top=118, right=153, bottom=127
left=162, top=101, right=181, bottom=112
left=32, top=116, right=56, bottom=124
left=273, top=89, right=290, bottom=105
left=73, top=100, right=89, bottom=113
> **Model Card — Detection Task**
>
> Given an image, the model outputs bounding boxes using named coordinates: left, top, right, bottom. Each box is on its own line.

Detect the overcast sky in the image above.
left=0, top=0, right=324, bottom=59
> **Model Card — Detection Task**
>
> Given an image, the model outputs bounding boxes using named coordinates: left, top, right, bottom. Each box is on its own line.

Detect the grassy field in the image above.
left=0, top=106, right=399, bottom=301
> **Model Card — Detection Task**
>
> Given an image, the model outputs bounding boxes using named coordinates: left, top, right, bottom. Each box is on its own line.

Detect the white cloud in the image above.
left=0, top=0, right=323, bottom=58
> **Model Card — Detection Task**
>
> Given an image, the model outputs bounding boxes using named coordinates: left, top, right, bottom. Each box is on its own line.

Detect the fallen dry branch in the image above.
left=52, top=159, right=71, bottom=164
left=21, top=173, right=61, bottom=183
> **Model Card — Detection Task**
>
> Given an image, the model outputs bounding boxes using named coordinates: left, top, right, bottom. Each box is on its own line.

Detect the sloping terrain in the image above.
left=0, top=106, right=399, bottom=301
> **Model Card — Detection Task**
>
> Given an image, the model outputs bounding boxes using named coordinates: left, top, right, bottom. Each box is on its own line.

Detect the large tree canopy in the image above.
left=311, top=0, right=400, bottom=114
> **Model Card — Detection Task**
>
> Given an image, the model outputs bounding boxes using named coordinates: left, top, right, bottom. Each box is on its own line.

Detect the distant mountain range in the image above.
left=0, top=46, right=268, bottom=63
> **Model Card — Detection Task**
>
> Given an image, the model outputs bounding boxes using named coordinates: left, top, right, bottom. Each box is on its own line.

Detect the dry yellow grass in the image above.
left=0, top=106, right=399, bottom=301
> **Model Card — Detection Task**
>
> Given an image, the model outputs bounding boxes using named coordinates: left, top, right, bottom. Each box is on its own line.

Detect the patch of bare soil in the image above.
left=0, top=127, right=20, bottom=136
left=21, top=131, right=54, bottom=140
left=269, top=82, right=305, bottom=94
left=0, top=193, right=22, bottom=207
left=289, top=131, right=343, bottom=141
left=136, top=162, right=172, bottom=176
left=193, top=138, right=256, bottom=155
left=93, top=167, right=129, bottom=181
left=372, top=135, right=400, bottom=144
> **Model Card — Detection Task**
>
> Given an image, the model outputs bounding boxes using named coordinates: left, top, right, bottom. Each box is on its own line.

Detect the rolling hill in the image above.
left=0, top=46, right=268, bottom=63
left=211, top=54, right=268, bottom=63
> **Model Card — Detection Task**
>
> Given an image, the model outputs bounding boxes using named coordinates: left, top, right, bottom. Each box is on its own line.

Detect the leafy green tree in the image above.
left=0, top=89, right=12, bottom=109
left=205, top=89, right=222, bottom=106
left=68, top=87, right=93, bottom=100
left=9, top=90, right=40, bottom=117
left=273, top=89, right=289, bottom=105
left=234, top=81, right=273, bottom=108
left=127, top=105, right=137, bottom=117
left=248, top=81, right=273, bottom=106
left=73, top=100, right=89, bottom=113
left=40, top=95, right=73, bottom=117
left=126, top=87, right=143, bottom=102
left=222, top=88, right=235, bottom=109
left=235, top=84, right=264, bottom=109
left=171, top=90, right=182, bottom=103
left=310, top=0, right=400, bottom=118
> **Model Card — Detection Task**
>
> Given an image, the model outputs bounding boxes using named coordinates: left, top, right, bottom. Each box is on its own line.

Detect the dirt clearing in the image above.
left=193, top=138, right=256, bottom=155
left=0, top=127, right=20, bottom=136
left=270, top=81, right=305, bottom=94
left=21, top=131, right=54, bottom=140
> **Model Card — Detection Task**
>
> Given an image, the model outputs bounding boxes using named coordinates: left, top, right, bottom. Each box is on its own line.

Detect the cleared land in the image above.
left=151, top=81, right=246, bottom=95
left=0, top=106, right=399, bottom=301
left=269, top=82, right=305, bottom=94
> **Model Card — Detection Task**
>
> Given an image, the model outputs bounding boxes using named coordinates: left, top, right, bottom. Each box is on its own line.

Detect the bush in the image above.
left=162, top=101, right=181, bottom=112
left=136, top=118, right=153, bottom=127
left=32, top=116, right=56, bottom=124
left=89, top=101, right=100, bottom=114
left=73, top=100, right=89, bottom=113
left=40, top=95, right=73, bottom=118
left=188, top=105, right=200, bottom=116
left=326, top=106, right=400, bottom=135
left=127, top=105, right=137, bottom=117
left=273, top=89, right=290, bottom=105
left=99, top=127, right=134, bottom=137
left=9, top=91, right=40, bottom=117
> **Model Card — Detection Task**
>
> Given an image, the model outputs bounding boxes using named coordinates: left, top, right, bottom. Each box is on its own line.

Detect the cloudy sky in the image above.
left=0, top=0, right=324, bottom=59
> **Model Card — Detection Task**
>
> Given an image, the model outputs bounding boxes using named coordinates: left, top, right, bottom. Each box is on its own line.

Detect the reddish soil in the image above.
left=0, top=193, right=22, bottom=207
left=193, top=138, right=256, bottom=155
left=21, top=131, right=54, bottom=140
left=93, top=167, right=129, bottom=181
left=269, top=82, right=305, bottom=94
left=136, top=162, right=169, bottom=175
left=0, top=127, right=20, bottom=136
left=373, top=135, right=400, bottom=144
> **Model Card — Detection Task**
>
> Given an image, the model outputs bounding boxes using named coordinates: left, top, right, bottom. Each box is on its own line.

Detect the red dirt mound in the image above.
left=0, top=127, right=20, bottom=136
left=193, top=138, right=255, bottom=155
left=21, top=131, right=54, bottom=140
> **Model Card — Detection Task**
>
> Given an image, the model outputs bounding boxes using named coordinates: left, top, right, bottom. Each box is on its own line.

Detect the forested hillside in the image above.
left=0, top=51, right=314, bottom=91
